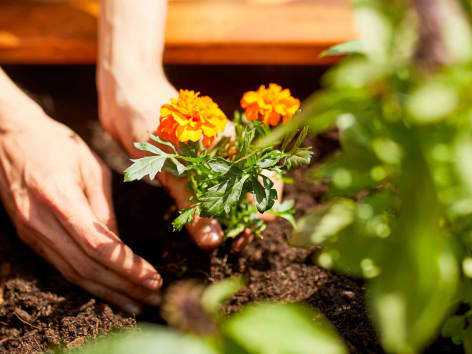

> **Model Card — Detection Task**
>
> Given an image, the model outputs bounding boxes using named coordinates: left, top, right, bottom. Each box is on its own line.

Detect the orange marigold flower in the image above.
left=240, top=83, right=300, bottom=126
left=157, top=90, right=227, bottom=147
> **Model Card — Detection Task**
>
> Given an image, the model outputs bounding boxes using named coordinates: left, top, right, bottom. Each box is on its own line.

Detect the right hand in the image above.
left=97, top=71, right=226, bottom=249
left=0, top=109, right=162, bottom=315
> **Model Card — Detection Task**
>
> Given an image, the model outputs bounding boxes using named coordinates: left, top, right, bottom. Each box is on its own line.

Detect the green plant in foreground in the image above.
left=124, top=86, right=311, bottom=239
left=72, top=278, right=347, bottom=354
left=265, top=0, right=472, bottom=352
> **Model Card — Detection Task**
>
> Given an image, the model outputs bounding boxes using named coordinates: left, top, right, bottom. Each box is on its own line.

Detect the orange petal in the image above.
left=245, top=105, right=259, bottom=121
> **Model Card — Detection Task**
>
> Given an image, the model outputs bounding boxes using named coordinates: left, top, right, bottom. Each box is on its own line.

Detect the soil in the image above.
left=0, top=65, right=464, bottom=353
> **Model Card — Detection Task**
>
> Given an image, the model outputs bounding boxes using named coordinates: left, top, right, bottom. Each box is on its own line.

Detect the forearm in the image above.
left=0, top=68, right=45, bottom=132
left=97, top=0, right=169, bottom=92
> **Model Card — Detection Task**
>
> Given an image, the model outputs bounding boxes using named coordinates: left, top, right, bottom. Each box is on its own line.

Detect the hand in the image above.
left=0, top=111, right=162, bottom=315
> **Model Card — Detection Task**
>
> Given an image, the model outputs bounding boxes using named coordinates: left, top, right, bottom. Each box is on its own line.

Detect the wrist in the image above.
left=0, top=91, right=47, bottom=134
left=98, top=64, right=173, bottom=104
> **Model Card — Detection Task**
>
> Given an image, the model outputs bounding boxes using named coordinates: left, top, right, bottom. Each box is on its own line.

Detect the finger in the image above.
left=78, top=279, right=143, bottom=315
left=231, top=229, right=254, bottom=253
left=158, top=171, right=224, bottom=250
left=18, top=204, right=162, bottom=306
left=80, top=154, right=119, bottom=234
left=17, top=224, right=143, bottom=315
left=36, top=182, right=162, bottom=291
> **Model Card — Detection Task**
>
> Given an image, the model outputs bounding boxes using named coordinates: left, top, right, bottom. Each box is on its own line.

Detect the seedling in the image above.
left=124, top=84, right=312, bottom=238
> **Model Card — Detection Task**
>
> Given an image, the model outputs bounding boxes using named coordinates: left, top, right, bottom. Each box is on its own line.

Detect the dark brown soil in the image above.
left=0, top=65, right=463, bottom=353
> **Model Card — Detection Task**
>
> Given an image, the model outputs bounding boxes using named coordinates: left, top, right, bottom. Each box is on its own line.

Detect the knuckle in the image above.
left=86, top=238, right=123, bottom=260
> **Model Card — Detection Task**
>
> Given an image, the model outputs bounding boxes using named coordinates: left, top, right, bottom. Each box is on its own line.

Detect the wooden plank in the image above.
left=0, top=0, right=356, bottom=65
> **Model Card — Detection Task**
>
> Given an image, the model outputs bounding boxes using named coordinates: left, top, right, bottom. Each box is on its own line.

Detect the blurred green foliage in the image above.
left=72, top=278, right=346, bottom=354
left=286, top=0, right=472, bottom=352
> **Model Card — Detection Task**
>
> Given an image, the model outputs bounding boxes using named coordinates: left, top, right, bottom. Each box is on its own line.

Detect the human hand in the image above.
left=0, top=111, right=162, bottom=315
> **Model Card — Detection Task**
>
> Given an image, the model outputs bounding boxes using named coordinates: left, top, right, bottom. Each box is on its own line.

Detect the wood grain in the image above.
left=0, top=0, right=356, bottom=65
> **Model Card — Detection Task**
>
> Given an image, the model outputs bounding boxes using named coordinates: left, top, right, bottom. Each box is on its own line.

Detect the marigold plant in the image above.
left=124, top=85, right=311, bottom=239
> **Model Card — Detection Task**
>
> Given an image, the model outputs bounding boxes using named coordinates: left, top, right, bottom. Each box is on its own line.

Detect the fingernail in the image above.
left=124, top=303, right=142, bottom=316
left=143, top=276, right=162, bottom=290
left=143, top=293, right=161, bottom=306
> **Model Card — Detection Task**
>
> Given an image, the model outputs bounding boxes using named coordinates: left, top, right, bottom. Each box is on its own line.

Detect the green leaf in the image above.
left=320, top=40, right=363, bottom=57
left=241, top=126, right=256, bottom=154
left=179, top=141, right=200, bottom=157
left=172, top=205, right=200, bottom=231
left=285, top=147, right=313, bottom=170
left=268, top=200, right=296, bottom=227
left=199, top=174, right=249, bottom=216
left=289, top=126, right=309, bottom=153
left=369, top=152, right=459, bottom=353
left=280, top=130, right=298, bottom=152
left=223, top=302, right=347, bottom=354
left=224, top=175, right=251, bottom=213
left=72, top=325, right=217, bottom=354
left=208, top=157, right=232, bottom=174
left=125, top=140, right=184, bottom=180
left=290, top=199, right=355, bottom=248
left=134, top=142, right=168, bottom=156
left=148, top=132, right=177, bottom=153
left=202, top=276, right=245, bottom=315
left=256, top=150, right=284, bottom=169
left=200, top=179, right=233, bottom=215
left=124, top=156, right=166, bottom=182
left=252, top=176, right=277, bottom=213
left=225, top=223, right=246, bottom=238
left=170, top=157, right=187, bottom=176
left=441, top=316, right=466, bottom=344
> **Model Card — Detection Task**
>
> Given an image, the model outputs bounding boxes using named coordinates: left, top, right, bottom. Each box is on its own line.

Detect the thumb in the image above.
left=158, top=171, right=224, bottom=250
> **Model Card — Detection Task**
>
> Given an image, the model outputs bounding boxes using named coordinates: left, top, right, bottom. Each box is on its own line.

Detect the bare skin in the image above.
left=0, top=0, right=282, bottom=315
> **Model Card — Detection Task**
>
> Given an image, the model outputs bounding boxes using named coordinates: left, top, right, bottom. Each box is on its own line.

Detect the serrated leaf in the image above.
left=241, top=126, right=256, bottom=154
left=285, top=147, right=313, bottom=170
left=256, top=150, right=284, bottom=169
left=170, top=157, right=187, bottom=176
left=124, top=156, right=167, bottom=182
left=172, top=205, right=200, bottom=231
left=134, top=142, right=168, bottom=156
left=252, top=175, right=277, bottom=213
left=224, top=175, right=250, bottom=213
left=207, top=157, right=232, bottom=174
left=200, top=179, right=233, bottom=215
left=148, top=132, right=177, bottom=153
left=199, top=175, right=250, bottom=216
